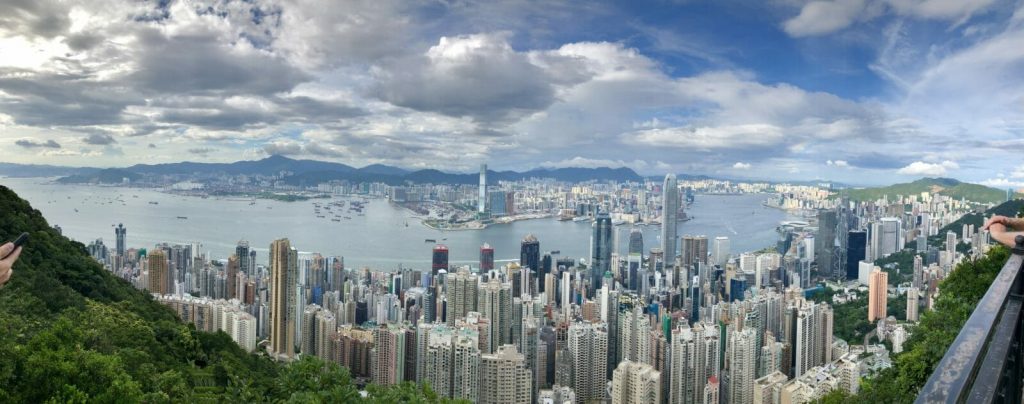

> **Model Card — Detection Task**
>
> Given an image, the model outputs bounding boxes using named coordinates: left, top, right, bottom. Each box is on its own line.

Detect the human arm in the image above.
left=983, top=215, right=1024, bottom=231
left=986, top=223, right=1024, bottom=248
left=0, top=242, right=21, bottom=287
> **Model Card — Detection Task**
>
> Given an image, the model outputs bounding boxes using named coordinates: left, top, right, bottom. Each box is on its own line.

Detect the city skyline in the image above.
left=0, top=1, right=1022, bottom=186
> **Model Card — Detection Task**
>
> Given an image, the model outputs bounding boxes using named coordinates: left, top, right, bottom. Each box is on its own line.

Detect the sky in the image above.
left=1, top=0, right=1023, bottom=186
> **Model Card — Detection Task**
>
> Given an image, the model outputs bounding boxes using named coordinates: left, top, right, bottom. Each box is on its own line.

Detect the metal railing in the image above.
left=917, top=235, right=1024, bottom=403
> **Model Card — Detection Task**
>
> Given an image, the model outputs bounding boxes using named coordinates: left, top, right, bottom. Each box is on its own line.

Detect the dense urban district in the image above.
left=0, top=156, right=1018, bottom=403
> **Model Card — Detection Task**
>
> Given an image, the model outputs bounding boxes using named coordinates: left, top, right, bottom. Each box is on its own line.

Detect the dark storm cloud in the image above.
left=0, top=0, right=71, bottom=39
left=159, top=109, right=271, bottom=130
left=82, top=133, right=117, bottom=145
left=0, top=70, right=135, bottom=126
left=280, top=96, right=367, bottom=122
left=846, top=153, right=908, bottom=170
left=64, top=33, right=104, bottom=51
left=371, top=34, right=571, bottom=123
left=15, top=139, right=61, bottom=148
left=130, top=29, right=309, bottom=96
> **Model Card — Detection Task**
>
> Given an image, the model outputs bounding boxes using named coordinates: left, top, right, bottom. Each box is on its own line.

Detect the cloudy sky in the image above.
left=1, top=0, right=1023, bottom=186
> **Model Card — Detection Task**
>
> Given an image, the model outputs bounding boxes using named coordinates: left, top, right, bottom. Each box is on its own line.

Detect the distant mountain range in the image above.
left=839, top=177, right=1020, bottom=204
left=2, top=155, right=646, bottom=185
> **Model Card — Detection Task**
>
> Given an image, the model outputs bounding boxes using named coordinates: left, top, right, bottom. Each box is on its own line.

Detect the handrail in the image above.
left=916, top=235, right=1024, bottom=403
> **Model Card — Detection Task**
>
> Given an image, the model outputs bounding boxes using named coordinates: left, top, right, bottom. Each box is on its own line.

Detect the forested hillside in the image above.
left=0, top=185, right=445, bottom=402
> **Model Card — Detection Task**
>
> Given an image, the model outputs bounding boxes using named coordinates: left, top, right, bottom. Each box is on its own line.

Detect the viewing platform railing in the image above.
left=917, top=235, right=1024, bottom=403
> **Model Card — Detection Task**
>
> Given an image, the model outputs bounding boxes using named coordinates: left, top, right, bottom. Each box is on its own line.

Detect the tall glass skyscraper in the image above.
left=661, top=174, right=678, bottom=281
left=115, top=223, right=126, bottom=257
left=591, top=211, right=613, bottom=294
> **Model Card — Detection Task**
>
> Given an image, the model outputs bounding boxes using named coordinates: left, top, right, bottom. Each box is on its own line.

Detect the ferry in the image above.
left=425, top=239, right=436, bottom=243
left=148, top=201, right=159, bottom=205
left=177, top=216, right=188, bottom=220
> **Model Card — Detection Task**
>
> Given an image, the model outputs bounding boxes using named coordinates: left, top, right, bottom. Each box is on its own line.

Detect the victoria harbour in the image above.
left=1, top=177, right=795, bottom=269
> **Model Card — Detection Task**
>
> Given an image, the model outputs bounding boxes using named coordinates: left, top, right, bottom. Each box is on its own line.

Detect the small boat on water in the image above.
left=425, top=239, right=436, bottom=243
left=149, top=201, right=159, bottom=205
left=177, top=216, right=188, bottom=220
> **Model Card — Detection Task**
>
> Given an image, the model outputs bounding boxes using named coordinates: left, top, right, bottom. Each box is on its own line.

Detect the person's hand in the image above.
left=984, top=215, right=1011, bottom=230
left=989, top=222, right=1008, bottom=233
left=0, top=242, right=21, bottom=287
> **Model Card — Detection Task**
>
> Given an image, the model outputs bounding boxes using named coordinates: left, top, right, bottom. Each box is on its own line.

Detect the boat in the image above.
left=177, top=216, right=188, bottom=220
left=331, top=218, right=340, bottom=222
left=344, top=216, right=352, bottom=219
left=425, top=239, right=436, bottom=243
left=572, top=216, right=589, bottom=222
left=148, top=201, right=158, bottom=205
left=550, top=250, right=561, bottom=254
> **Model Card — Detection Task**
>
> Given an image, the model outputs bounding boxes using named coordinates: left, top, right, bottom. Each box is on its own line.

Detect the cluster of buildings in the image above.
left=80, top=172, right=1000, bottom=404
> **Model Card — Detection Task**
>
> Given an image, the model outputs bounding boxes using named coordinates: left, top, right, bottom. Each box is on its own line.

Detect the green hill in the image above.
left=0, top=185, right=446, bottom=402
left=840, top=177, right=1018, bottom=204
left=57, top=168, right=141, bottom=184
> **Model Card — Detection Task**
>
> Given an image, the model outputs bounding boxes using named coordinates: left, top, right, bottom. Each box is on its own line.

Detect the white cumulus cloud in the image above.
left=896, top=160, right=959, bottom=176
left=733, top=162, right=752, bottom=169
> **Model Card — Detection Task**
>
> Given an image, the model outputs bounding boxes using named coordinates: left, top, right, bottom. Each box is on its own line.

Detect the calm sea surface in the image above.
left=1, top=178, right=797, bottom=271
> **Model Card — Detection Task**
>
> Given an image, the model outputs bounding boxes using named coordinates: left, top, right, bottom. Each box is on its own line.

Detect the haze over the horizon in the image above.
left=1, top=0, right=1023, bottom=187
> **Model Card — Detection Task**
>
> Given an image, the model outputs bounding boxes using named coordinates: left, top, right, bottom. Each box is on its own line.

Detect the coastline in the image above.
left=419, top=213, right=556, bottom=231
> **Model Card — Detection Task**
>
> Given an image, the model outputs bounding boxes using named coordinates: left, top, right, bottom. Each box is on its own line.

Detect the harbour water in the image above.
left=1, top=178, right=797, bottom=270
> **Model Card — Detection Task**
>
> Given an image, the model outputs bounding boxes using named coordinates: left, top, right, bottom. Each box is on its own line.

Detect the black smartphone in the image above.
left=3, top=232, right=27, bottom=259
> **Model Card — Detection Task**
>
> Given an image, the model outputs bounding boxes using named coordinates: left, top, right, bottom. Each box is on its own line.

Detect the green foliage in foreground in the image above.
left=0, top=185, right=444, bottom=402
left=840, top=245, right=1011, bottom=403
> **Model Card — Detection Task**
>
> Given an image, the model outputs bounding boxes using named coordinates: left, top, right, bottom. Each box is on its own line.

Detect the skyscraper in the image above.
left=479, top=279, right=512, bottom=352
left=115, top=223, right=126, bottom=257
left=681, top=235, right=709, bottom=270
left=612, top=361, right=662, bottom=404
left=422, top=325, right=481, bottom=401
left=879, top=217, right=902, bottom=257
left=628, top=229, right=644, bottom=291
left=728, top=328, right=758, bottom=404
left=794, top=302, right=834, bottom=378
left=269, top=238, right=298, bottom=360
left=568, top=321, right=609, bottom=403
left=432, top=244, right=449, bottom=275
left=236, top=240, right=251, bottom=276
left=868, top=269, right=888, bottom=322
left=670, top=322, right=721, bottom=404
left=226, top=254, right=239, bottom=300
left=448, top=268, right=479, bottom=324
left=907, top=288, right=920, bottom=322
left=521, top=234, right=540, bottom=292
left=479, top=164, right=487, bottom=215
left=480, top=243, right=495, bottom=271
left=946, top=231, right=957, bottom=254
left=591, top=211, right=613, bottom=294
left=147, top=249, right=168, bottom=295
left=846, top=231, right=867, bottom=281
left=816, top=210, right=837, bottom=278
left=711, top=236, right=730, bottom=267
left=371, top=324, right=409, bottom=386
left=662, top=174, right=679, bottom=267
left=480, top=345, right=533, bottom=404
